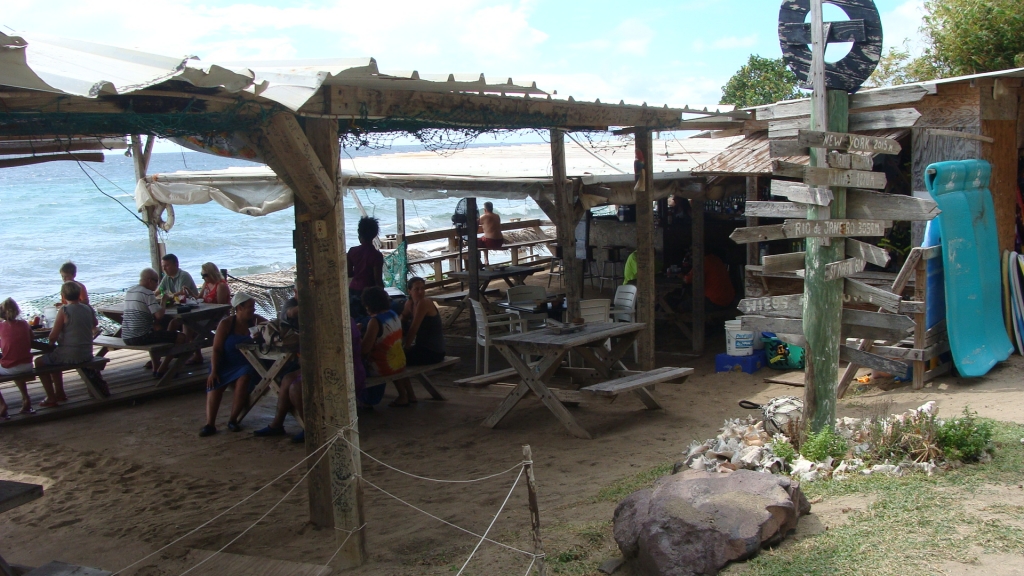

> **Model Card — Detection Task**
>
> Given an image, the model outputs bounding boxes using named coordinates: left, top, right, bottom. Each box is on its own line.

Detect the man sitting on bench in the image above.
left=477, top=202, right=505, bottom=266
left=34, top=282, right=98, bottom=407
left=123, top=268, right=187, bottom=379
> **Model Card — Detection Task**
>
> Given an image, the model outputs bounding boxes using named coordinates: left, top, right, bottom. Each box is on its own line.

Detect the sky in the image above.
left=4, top=0, right=926, bottom=149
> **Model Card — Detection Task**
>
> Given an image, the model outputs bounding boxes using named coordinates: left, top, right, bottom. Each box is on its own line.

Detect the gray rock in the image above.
left=612, top=469, right=810, bottom=576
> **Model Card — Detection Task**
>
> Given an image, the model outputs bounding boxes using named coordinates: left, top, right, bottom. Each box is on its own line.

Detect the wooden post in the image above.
left=912, top=258, right=927, bottom=390
left=691, top=198, right=705, bottom=355
left=745, top=177, right=760, bottom=266
left=466, top=198, right=480, bottom=302
left=522, top=445, right=547, bottom=576
left=255, top=112, right=365, bottom=565
left=635, top=129, right=656, bottom=370
left=980, top=78, right=1021, bottom=252
left=802, top=0, right=849, bottom=433
left=551, top=129, right=582, bottom=320
left=131, top=135, right=161, bottom=271
left=395, top=198, right=406, bottom=244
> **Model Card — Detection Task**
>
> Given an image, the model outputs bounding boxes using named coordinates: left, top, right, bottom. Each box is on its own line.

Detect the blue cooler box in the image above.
left=715, top=350, right=766, bottom=374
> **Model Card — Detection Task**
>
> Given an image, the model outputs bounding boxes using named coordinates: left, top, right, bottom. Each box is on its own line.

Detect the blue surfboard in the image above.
left=923, top=219, right=945, bottom=330
left=924, top=160, right=1013, bottom=377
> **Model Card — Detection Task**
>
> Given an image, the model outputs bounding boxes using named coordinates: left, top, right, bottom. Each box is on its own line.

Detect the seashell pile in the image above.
left=683, top=417, right=787, bottom=474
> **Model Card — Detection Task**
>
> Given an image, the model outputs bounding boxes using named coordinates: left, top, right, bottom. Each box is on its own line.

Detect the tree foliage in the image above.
left=864, top=41, right=941, bottom=88
left=720, top=55, right=803, bottom=108
left=922, top=0, right=1024, bottom=76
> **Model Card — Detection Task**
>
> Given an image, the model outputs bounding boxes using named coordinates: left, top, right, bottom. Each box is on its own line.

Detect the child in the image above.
left=0, top=298, right=34, bottom=418
left=59, top=261, right=89, bottom=305
left=35, top=282, right=98, bottom=407
left=360, top=286, right=415, bottom=407
left=347, top=217, right=384, bottom=322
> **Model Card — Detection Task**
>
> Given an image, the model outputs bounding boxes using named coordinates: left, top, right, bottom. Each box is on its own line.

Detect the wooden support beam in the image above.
left=636, top=129, right=659, bottom=365
left=0, top=152, right=103, bottom=169
left=692, top=197, right=706, bottom=355
left=261, top=113, right=365, bottom=564
left=131, top=135, right=161, bottom=272
left=395, top=198, right=406, bottom=244
left=980, top=79, right=1020, bottom=252
left=466, top=198, right=480, bottom=301
left=550, top=130, right=581, bottom=321
left=746, top=176, right=760, bottom=266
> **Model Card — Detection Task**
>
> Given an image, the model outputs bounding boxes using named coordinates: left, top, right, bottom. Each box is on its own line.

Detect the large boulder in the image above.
left=612, top=469, right=810, bottom=576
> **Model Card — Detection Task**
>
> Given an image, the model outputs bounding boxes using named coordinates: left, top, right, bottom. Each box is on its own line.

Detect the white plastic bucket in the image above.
left=725, top=320, right=754, bottom=356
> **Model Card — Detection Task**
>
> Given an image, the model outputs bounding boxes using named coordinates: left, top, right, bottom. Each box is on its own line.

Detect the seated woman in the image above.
left=201, top=292, right=266, bottom=437
left=198, top=263, right=231, bottom=304
left=360, top=286, right=415, bottom=407
left=35, top=282, right=98, bottom=408
left=0, top=298, right=35, bottom=418
left=400, top=277, right=446, bottom=366
left=190, top=263, right=232, bottom=365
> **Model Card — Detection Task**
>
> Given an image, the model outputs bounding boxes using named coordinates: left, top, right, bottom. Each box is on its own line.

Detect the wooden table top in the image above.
left=492, top=321, right=644, bottom=351
left=0, top=480, right=43, bottom=515
left=98, top=302, right=230, bottom=319
left=449, top=265, right=544, bottom=281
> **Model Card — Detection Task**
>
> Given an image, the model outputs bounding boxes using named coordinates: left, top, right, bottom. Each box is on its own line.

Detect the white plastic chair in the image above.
left=505, top=285, right=549, bottom=331
left=470, top=299, right=522, bottom=374
left=579, top=299, right=611, bottom=324
left=610, top=284, right=639, bottom=363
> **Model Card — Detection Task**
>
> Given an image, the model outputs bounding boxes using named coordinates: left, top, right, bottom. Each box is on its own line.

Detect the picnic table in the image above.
left=95, top=302, right=229, bottom=387
left=235, top=343, right=301, bottom=427
left=444, top=265, right=544, bottom=328
left=483, top=322, right=651, bottom=439
left=1, top=480, right=43, bottom=576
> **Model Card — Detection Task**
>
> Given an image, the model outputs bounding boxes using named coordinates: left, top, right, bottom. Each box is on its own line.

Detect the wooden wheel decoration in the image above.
left=778, top=0, right=883, bottom=93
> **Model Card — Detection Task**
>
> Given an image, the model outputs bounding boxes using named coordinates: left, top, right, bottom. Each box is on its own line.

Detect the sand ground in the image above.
left=3, top=288, right=1024, bottom=575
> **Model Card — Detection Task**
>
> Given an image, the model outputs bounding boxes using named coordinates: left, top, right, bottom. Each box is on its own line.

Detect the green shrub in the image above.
left=771, top=437, right=797, bottom=464
left=936, top=407, right=993, bottom=462
left=800, top=428, right=849, bottom=462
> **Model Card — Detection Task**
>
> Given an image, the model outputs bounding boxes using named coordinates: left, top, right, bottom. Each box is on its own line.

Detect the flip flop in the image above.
left=56, top=394, right=68, bottom=402
left=39, top=399, right=59, bottom=409
left=227, top=421, right=242, bottom=432
left=199, top=424, right=217, bottom=437
left=143, top=361, right=153, bottom=370
left=291, top=430, right=305, bottom=444
left=0, top=409, right=9, bottom=420
left=19, top=406, right=36, bottom=415
left=253, top=425, right=286, bottom=437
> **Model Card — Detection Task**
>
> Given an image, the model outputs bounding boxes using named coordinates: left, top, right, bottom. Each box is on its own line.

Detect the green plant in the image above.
left=720, top=55, right=804, bottom=107
left=936, top=407, right=994, bottom=462
left=868, top=407, right=942, bottom=463
left=800, top=428, right=849, bottom=462
left=771, top=437, right=797, bottom=464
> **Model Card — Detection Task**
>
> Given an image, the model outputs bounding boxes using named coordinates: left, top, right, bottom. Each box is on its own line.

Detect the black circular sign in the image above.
left=778, top=0, right=883, bottom=93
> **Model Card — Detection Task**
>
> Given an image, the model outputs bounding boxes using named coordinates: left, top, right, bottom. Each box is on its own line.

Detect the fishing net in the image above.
left=225, top=273, right=295, bottom=320
left=383, top=242, right=408, bottom=291
left=18, top=290, right=126, bottom=335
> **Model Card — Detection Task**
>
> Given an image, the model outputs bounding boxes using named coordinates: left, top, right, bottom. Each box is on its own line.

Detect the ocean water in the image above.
left=0, top=147, right=546, bottom=301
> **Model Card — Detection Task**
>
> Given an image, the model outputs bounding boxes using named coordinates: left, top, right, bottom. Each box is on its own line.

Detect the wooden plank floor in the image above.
left=0, top=349, right=208, bottom=427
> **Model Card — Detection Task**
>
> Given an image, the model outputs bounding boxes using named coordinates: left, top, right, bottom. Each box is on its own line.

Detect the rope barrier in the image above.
left=312, top=523, right=367, bottom=576
left=176, top=434, right=340, bottom=576
left=454, top=467, right=524, bottom=576
left=338, top=434, right=523, bottom=483
left=354, top=473, right=538, bottom=559
left=522, top=555, right=537, bottom=576
left=111, top=434, right=338, bottom=576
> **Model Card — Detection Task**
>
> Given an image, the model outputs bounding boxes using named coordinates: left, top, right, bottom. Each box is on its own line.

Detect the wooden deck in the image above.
left=0, top=349, right=207, bottom=427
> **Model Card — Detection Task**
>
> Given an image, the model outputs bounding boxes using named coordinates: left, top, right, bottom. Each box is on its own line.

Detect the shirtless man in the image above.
left=477, top=202, right=504, bottom=265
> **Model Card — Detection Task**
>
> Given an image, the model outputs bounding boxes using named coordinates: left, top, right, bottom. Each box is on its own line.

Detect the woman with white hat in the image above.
left=200, top=292, right=266, bottom=437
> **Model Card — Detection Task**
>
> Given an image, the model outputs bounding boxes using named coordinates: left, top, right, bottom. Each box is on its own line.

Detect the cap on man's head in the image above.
left=231, top=292, right=255, bottom=308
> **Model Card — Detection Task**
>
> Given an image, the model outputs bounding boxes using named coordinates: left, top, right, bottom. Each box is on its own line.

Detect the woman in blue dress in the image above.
left=200, top=292, right=266, bottom=437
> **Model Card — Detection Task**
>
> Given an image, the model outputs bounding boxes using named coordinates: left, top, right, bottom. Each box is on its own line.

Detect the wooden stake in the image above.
left=635, top=129, right=656, bottom=369
left=523, top=445, right=547, bottom=576
left=467, top=198, right=480, bottom=302
left=131, top=135, right=161, bottom=272
left=550, top=129, right=582, bottom=321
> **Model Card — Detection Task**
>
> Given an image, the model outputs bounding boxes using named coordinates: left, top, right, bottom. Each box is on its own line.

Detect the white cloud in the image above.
left=881, top=0, right=926, bottom=53
left=613, top=18, right=654, bottom=56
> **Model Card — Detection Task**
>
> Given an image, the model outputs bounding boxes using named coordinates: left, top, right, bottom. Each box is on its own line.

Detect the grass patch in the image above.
left=543, top=521, right=616, bottom=575
left=593, top=462, right=674, bottom=503
left=743, top=420, right=1024, bottom=575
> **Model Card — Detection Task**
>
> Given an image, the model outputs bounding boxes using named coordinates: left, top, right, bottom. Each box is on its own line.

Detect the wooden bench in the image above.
left=0, top=357, right=111, bottom=399
left=581, top=366, right=693, bottom=409
left=366, top=356, right=459, bottom=401
left=93, top=335, right=174, bottom=355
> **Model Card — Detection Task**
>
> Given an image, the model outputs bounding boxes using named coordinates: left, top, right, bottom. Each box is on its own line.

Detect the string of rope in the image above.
left=111, top=434, right=338, bottom=576
left=355, top=473, right=538, bottom=558
left=311, top=523, right=367, bottom=576
left=337, top=434, right=523, bottom=483
left=72, top=158, right=147, bottom=225
left=522, top=555, right=537, bottom=576
left=455, top=467, right=524, bottom=576
left=567, top=133, right=627, bottom=174
left=176, top=434, right=340, bottom=576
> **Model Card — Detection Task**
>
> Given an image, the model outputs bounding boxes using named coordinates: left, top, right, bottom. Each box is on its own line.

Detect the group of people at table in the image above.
left=0, top=216, right=446, bottom=440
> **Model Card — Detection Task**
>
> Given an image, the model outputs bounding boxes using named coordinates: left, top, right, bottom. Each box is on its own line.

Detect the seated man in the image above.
left=123, top=268, right=187, bottom=378
left=477, top=202, right=504, bottom=266
left=158, top=254, right=199, bottom=300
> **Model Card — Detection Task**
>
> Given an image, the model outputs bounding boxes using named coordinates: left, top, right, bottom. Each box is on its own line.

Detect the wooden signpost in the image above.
left=783, top=219, right=886, bottom=238
left=772, top=160, right=888, bottom=190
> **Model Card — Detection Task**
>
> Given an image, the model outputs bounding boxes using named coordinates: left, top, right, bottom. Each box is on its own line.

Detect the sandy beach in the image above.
left=2, top=311, right=1023, bottom=575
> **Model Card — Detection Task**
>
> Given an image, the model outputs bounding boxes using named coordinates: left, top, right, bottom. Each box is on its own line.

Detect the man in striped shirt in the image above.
left=123, top=268, right=185, bottom=377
